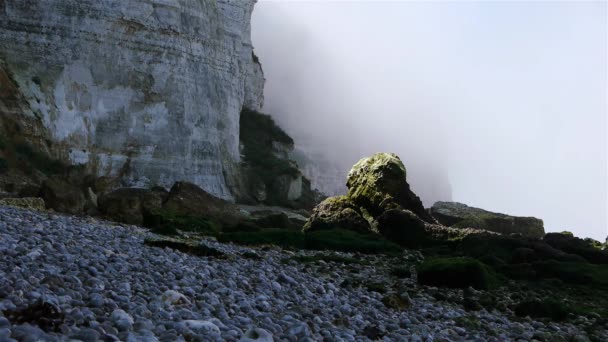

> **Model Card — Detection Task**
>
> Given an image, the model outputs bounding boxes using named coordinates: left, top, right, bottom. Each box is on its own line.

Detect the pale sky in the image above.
left=252, top=0, right=608, bottom=241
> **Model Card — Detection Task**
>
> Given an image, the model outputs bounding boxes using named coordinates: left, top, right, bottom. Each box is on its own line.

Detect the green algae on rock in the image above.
left=0, top=197, right=45, bottom=211
left=302, top=196, right=371, bottom=233
left=430, top=201, right=545, bottom=239
left=346, top=153, right=435, bottom=223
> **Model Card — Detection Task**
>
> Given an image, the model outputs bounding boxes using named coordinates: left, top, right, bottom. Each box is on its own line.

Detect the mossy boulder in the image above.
left=430, top=201, right=545, bottom=239
left=417, top=257, right=499, bottom=290
left=164, top=181, right=242, bottom=226
left=98, top=188, right=164, bottom=225
left=40, top=176, right=85, bottom=214
left=514, top=299, right=571, bottom=321
left=302, top=196, right=371, bottom=233
left=543, top=232, right=608, bottom=264
left=346, top=153, right=435, bottom=223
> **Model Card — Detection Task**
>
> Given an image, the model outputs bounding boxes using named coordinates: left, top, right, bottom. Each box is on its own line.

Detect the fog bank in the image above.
left=252, top=1, right=607, bottom=241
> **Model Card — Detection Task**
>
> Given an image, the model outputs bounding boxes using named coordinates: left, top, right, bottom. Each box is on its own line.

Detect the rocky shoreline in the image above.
left=1, top=205, right=605, bottom=342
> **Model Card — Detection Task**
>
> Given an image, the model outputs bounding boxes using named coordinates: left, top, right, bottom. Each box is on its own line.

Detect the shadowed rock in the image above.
left=303, top=196, right=371, bottom=233
left=430, top=201, right=545, bottom=239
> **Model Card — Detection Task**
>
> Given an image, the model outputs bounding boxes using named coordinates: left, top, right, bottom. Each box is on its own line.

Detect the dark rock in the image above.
left=543, top=232, right=608, bottom=264
left=164, top=181, right=242, bottom=226
left=17, top=184, right=41, bottom=198
left=4, top=298, right=65, bottom=332
left=302, top=196, right=371, bottom=233
left=376, top=209, right=426, bottom=247
left=362, top=324, right=387, bottom=339
left=98, top=188, right=163, bottom=225
left=91, top=176, right=120, bottom=195
left=430, top=201, right=545, bottom=239
left=252, top=211, right=291, bottom=229
left=40, top=176, right=85, bottom=214
left=346, top=153, right=436, bottom=223
left=417, top=257, right=497, bottom=290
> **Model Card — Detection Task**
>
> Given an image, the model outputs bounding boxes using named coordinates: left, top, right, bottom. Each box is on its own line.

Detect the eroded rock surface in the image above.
left=0, top=0, right=263, bottom=200
left=430, top=202, right=545, bottom=239
left=305, top=153, right=439, bottom=246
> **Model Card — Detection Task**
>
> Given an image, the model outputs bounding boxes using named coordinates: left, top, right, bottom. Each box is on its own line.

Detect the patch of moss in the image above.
left=531, top=261, right=608, bottom=288
left=390, top=266, right=412, bottom=278
left=454, top=315, right=483, bottom=330
left=289, top=253, right=363, bottom=265
left=417, top=257, right=499, bottom=290
left=218, top=229, right=305, bottom=249
left=143, top=210, right=220, bottom=236
left=514, top=298, right=571, bottom=321
left=305, top=229, right=402, bottom=254
left=143, top=236, right=225, bottom=258
left=0, top=158, right=7, bottom=174
left=218, top=228, right=402, bottom=254
left=365, top=282, right=387, bottom=293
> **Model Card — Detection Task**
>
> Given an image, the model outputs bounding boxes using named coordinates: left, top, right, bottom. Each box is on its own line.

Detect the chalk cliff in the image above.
left=0, top=0, right=264, bottom=200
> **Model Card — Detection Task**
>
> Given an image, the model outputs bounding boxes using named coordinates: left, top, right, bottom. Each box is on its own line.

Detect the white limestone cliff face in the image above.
left=0, top=0, right=264, bottom=200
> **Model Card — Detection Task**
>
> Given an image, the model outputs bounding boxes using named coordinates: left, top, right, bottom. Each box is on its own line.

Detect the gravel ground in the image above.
left=0, top=205, right=602, bottom=341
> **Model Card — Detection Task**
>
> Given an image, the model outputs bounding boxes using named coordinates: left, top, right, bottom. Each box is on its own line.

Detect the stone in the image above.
left=0, top=197, right=45, bottom=211
left=40, top=176, right=86, bottom=214
left=110, top=309, right=134, bottom=332
left=302, top=196, right=371, bottom=233
left=239, top=328, right=274, bottom=342
left=382, top=294, right=411, bottom=310
left=346, top=153, right=435, bottom=223
left=70, top=328, right=101, bottom=342
left=161, top=290, right=190, bottom=306
left=183, top=320, right=221, bottom=335
left=163, top=182, right=242, bottom=225
left=0, top=0, right=263, bottom=201
left=430, top=202, right=545, bottom=239
left=98, top=188, right=163, bottom=225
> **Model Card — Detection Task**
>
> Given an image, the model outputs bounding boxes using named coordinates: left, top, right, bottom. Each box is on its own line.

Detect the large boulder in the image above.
left=430, top=201, right=545, bottom=239
left=40, top=176, right=85, bottom=214
left=346, top=153, right=435, bottom=223
left=164, top=182, right=242, bottom=226
left=303, top=196, right=371, bottom=233
left=98, top=188, right=165, bottom=225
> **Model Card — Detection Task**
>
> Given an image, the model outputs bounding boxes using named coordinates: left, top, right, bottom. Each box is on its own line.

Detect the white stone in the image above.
left=183, top=320, right=220, bottom=335
left=161, top=290, right=190, bottom=306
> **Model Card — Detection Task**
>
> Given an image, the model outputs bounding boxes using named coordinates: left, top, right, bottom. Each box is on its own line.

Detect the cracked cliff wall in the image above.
left=0, top=0, right=264, bottom=200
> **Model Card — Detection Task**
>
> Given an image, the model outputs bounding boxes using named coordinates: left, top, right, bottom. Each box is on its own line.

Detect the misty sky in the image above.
left=252, top=0, right=607, bottom=241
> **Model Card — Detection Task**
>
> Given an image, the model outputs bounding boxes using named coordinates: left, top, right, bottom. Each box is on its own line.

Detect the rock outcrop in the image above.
left=0, top=0, right=264, bottom=201
left=304, top=153, right=436, bottom=246
left=346, top=153, right=435, bottom=223
left=236, top=108, right=323, bottom=209
left=304, top=196, right=371, bottom=233
left=430, top=202, right=545, bottom=239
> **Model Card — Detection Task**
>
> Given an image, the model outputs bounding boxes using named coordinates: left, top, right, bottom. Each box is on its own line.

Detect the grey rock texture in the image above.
left=0, top=0, right=264, bottom=200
